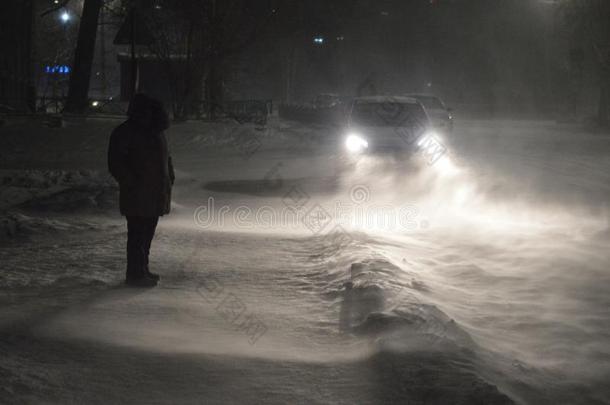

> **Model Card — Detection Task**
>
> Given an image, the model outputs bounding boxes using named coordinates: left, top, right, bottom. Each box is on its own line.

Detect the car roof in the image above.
left=352, top=96, right=420, bottom=104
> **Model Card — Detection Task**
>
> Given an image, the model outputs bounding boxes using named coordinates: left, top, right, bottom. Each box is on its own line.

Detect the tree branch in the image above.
left=40, top=0, right=72, bottom=17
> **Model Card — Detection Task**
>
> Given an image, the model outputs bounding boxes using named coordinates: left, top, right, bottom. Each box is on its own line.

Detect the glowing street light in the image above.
left=60, top=11, right=71, bottom=23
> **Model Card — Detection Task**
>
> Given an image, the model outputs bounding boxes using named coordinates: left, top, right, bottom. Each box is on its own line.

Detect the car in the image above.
left=405, top=93, right=453, bottom=132
left=313, top=93, right=342, bottom=109
left=334, top=96, right=446, bottom=174
left=341, top=96, right=431, bottom=154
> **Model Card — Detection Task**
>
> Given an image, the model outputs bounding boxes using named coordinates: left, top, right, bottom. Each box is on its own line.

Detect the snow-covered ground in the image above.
left=1, top=116, right=609, bottom=404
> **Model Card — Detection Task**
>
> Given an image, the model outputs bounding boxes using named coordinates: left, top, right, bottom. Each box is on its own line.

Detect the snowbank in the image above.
left=0, top=169, right=117, bottom=239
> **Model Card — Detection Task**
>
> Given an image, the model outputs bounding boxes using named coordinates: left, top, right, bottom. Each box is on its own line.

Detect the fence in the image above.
left=278, top=104, right=346, bottom=125
left=223, top=99, right=273, bottom=125
left=1, top=97, right=273, bottom=122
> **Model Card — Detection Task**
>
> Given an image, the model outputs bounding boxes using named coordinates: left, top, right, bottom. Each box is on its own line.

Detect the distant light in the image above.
left=44, top=65, right=71, bottom=75
left=91, top=101, right=99, bottom=107
left=336, top=35, right=345, bottom=41
left=426, top=82, right=432, bottom=88
left=345, top=134, right=368, bottom=154
left=54, top=0, right=59, bottom=3
left=313, top=36, right=324, bottom=45
left=60, top=11, right=71, bottom=23
left=434, top=154, right=460, bottom=177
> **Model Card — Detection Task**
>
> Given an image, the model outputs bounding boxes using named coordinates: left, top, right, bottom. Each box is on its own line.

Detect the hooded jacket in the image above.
left=108, top=94, right=175, bottom=217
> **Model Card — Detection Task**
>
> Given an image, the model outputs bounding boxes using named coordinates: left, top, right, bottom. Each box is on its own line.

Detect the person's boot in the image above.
left=125, top=274, right=158, bottom=288
left=145, top=266, right=160, bottom=281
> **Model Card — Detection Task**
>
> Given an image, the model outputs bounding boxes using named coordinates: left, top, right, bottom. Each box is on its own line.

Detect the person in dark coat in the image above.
left=108, top=94, right=175, bottom=287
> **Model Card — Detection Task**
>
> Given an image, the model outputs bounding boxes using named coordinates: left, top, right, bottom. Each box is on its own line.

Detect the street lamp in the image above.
left=60, top=11, right=71, bottom=23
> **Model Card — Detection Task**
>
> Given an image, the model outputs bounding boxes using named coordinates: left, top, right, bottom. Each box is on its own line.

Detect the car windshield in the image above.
left=413, top=96, right=444, bottom=110
left=350, top=102, right=428, bottom=127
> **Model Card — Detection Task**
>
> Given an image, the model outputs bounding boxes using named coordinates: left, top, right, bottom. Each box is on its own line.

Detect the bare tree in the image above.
left=0, top=0, right=35, bottom=112
left=64, top=0, right=104, bottom=113
left=560, top=0, right=610, bottom=126
left=143, top=0, right=278, bottom=120
left=143, top=1, right=207, bottom=119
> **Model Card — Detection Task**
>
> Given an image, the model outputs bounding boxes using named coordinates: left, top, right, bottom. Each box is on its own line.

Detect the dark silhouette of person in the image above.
left=108, top=94, right=175, bottom=287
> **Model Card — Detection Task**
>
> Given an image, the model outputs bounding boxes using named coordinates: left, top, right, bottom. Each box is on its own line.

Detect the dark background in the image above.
left=1, top=0, right=608, bottom=120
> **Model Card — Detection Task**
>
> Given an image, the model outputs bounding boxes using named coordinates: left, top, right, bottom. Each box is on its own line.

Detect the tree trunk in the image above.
left=64, top=0, right=103, bottom=114
left=204, top=0, right=224, bottom=121
left=205, top=56, right=223, bottom=120
left=599, top=78, right=610, bottom=127
left=0, top=0, right=35, bottom=112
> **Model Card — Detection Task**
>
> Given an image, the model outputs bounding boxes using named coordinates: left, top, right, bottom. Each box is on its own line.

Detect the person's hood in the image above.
left=127, top=93, right=153, bottom=119
left=150, top=99, right=170, bottom=132
left=127, top=94, right=170, bottom=132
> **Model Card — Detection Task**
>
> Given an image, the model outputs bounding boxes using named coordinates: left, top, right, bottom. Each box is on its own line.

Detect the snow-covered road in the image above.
left=1, top=117, right=609, bottom=404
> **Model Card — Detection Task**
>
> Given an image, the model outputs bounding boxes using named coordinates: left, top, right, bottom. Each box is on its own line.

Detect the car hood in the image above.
left=426, top=109, right=451, bottom=120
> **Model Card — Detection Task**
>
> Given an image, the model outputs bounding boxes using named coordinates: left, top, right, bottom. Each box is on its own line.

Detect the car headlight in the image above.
left=417, top=130, right=443, bottom=147
left=345, top=134, right=368, bottom=153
